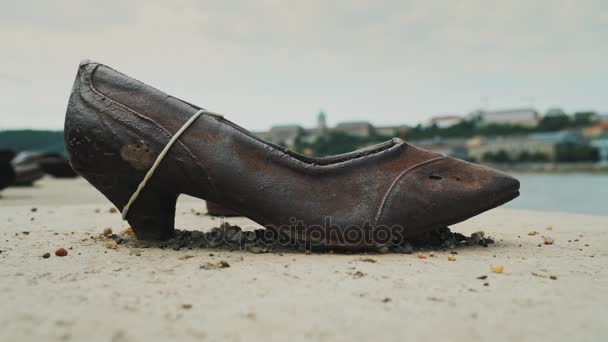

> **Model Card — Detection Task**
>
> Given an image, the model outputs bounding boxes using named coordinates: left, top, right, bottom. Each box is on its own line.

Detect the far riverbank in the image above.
left=487, top=162, right=608, bottom=174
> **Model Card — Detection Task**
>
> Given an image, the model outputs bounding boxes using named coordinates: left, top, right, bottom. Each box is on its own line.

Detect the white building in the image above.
left=428, top=115, right=463, bottom=128
left=475, top=108, right=540, bottom=127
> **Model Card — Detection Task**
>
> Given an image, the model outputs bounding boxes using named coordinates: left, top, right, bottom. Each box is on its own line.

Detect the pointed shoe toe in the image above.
left=376, top=157, right=520, bottom=239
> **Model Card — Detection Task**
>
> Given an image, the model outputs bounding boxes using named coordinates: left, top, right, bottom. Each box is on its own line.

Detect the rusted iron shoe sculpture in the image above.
left=64, top=61, right=520, bottom=249
left=206, top=201, right=241, bottom=217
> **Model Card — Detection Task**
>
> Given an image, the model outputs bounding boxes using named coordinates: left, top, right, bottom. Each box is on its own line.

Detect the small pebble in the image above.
left=121, top=227, right=134, bottom=235
left=42, top=252, right=51, bottom=259
left=353, top=271, right=366, bottom=278
left=376, top=246, right=389, bottom=254
left=102, top=228, right=112, bottom=236
left=55, top=248, right=68, bottom=257
left=491, top=265, right=504, bottom=273
left=104, top=240, right=118, bottom=250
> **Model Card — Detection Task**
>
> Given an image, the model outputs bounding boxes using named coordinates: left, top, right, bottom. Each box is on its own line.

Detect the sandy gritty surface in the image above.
left=1, top=178, right=607, bottom=342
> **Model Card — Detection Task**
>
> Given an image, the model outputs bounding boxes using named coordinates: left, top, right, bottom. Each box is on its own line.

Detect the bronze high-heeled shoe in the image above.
left=64, top=60, right=519, bottom=248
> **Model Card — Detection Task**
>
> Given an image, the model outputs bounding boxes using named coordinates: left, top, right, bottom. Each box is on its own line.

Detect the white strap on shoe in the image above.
left=121, top=109, right=223, bottom=220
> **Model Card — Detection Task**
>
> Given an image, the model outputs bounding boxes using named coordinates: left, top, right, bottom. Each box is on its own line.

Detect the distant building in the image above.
left=583, top=122, right=608, bottom=139
left=428, top=115, right=463, bottom=128
left=317, top=111, right=328, bottom=133
left=266, top=125, right=304, bottom=146
left=413, top=137, right=468, bottom=159
left=334, top=121, right=375, bottom=137
left=375, top=125, right=409, bottom=137
left=475, top=108, right=540, bottom=127
left=467, top=131, right=583, bottom=161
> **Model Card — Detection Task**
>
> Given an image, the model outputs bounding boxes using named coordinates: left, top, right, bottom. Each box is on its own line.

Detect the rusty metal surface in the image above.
left=64, top=60, right=520, bottom=248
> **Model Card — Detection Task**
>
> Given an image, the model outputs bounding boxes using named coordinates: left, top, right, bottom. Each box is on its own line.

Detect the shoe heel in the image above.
left=122, top=186, right=179, bottom=240
left=82, top=172, right=179, bottom=240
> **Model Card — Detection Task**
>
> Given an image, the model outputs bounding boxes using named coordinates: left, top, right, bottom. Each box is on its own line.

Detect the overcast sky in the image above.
left=1, top=0, right=606, bottom=131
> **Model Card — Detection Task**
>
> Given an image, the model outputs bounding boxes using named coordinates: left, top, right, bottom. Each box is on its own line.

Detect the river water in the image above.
left=505, top=173, right=608, bottom=216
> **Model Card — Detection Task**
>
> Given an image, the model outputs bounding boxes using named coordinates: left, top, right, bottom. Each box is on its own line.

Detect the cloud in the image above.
left=0, top=0, right=606, bottom=130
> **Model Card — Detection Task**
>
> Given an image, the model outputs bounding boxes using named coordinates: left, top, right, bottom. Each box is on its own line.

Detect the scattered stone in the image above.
left=93, top=223, right=498, bottom=255
left=400, top=243, right=414, bottom=254
left=360, top=258, right=377, bottom=263
left=550, top=275, right=558, bottom=280
left=477, top=275, right=488, bottom=280
left=543, top=236, right=554, bottom=245
left=94, top=208, right=100, bottom=213
left=108, top=207, right=117, bottom=213
left=102, top=228, right=112, bottom=236
left=22, top=231, right=30, bottom=235
left=483, top=282, right=489, bottom=286
left=31, top=207, right=37, bottom=212
left=179, top=255, right=195, bottom=260
left=382, top=298, right=391, bottom=303
left=200, top=260, right=230, bottom=270
left=447, top=255, right=456, bottom=261
left=55, top=248, right=68, bottom=257
left=248, top=246, right=269, bottom=254
left=42, top=252, right=51, bottom=259
left=376, top=246, right=389, bottom=254
left=546, top=226, right=553, bottom=231
left=528, top=231, right=538, bottom=236
left=104, top=240, right=118, bottom=250
left=471, top=231, right=484, bottom=243
left=182, top=304, right=192, bottom=309
left=121, top=227, right=134, bottom=235
left=353, top=271, right=366, bottom=278
left=491, top=265, right=504, bottom=273
left=417, top=252, right=427, bottom=259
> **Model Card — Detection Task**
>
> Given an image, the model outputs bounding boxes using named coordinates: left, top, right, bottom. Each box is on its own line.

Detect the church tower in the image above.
left=317, top=110, right=327, bottom=134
